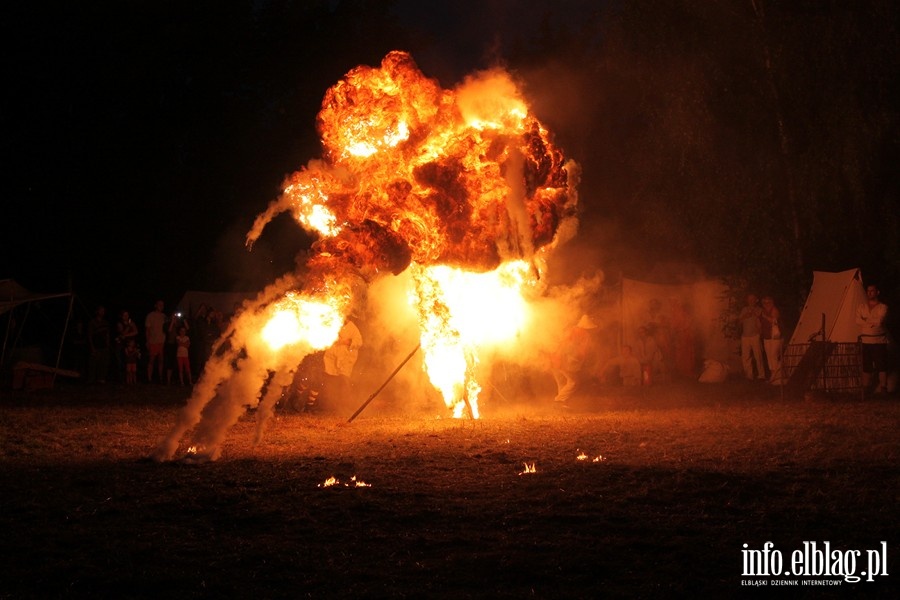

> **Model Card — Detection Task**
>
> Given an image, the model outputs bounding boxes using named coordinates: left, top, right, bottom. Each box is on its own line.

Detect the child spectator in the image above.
left=176, top=326, right=192, bottom=385
left=124, top=338, right=141, bottom=385
left=115, top=310, right=139, bottom=383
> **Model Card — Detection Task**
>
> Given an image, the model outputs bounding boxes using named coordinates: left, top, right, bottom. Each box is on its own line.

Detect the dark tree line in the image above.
left=503, top=0, right=899, bottom=310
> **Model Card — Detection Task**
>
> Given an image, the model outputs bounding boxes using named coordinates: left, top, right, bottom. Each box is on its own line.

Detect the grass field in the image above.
left=1, top=379, right=898, bottom=598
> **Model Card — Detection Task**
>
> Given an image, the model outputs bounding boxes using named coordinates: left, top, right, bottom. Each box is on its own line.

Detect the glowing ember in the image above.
left=153, top=50, right=579, bottom=462
left=318, top=476, right=372, bottom=488
left=519, top=462, right=537, bottom=475
left=577, top=449, right=606, bottom=462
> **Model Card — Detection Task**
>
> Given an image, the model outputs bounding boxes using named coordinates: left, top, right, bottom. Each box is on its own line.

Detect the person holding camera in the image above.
left=175, top=324, right=192, bottom=386
left=165, top=311, right=188, bottom=385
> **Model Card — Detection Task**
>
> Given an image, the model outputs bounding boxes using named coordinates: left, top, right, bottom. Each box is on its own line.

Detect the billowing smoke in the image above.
left=153, top=51, right=588, bottom=462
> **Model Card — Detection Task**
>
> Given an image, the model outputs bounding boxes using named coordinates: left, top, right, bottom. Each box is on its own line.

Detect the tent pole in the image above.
left=1, top=303, right=31, bottom=373
left=0, top=307, right=11, bottom=370
left=54, top=294, right=75, bottom=377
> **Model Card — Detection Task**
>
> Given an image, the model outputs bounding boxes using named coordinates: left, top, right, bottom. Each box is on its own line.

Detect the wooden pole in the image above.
left=347, top=344, right=420, bottom=423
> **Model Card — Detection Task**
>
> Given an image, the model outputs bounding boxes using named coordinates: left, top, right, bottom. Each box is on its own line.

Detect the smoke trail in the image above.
left=153, top=274, right=338, bottom=462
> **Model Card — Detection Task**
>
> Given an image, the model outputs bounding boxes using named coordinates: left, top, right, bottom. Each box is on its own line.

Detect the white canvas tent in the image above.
left=0, top=278, right=74, bottom=376
left=789, top=268, right=867, bottom=345
left=783, top=269, right=866, bottom=395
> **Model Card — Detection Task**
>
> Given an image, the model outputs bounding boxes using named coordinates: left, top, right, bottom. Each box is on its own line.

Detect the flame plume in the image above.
left=154, top=51, right=579, bottom=462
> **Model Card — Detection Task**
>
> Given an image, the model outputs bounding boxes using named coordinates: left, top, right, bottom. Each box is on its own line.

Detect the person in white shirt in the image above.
left=855, top=284, right=889, bottom=393
left=739, top=294, right=764, bottom=380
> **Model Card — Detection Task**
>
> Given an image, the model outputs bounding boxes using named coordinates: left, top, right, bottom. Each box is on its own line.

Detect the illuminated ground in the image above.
left=1, top=380, right=898, bottom=597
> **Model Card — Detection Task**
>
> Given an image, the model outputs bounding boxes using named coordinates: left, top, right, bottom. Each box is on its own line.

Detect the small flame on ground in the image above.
left=577, top=449, right=606, bottom=462
left=519, top=462, right=537, bottom=475
left=318, top=475, right=372, bottom=488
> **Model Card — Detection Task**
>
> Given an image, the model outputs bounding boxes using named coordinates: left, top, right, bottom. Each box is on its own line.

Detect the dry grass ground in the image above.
left=1, top=379, right=898, bottom=598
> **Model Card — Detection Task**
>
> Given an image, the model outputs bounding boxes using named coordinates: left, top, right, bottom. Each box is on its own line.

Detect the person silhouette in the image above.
left=145, top=300, right=166, bottom=383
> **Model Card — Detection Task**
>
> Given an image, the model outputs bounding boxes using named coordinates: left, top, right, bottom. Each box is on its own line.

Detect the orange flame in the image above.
left=410, top=260, right=533, bottom=416
left=318, top=475, right=372, bottom=488
left=260, top=292, right=344, bottom=351
left=153, top=51, right=580, bottom=463
left=247, top=50, right=578, bottom=418
left=519, top=462, right=537, bottom=475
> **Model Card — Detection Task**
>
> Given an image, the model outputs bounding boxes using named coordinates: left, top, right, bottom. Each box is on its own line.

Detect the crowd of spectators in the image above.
left=67, top=300, right=233, bottom=385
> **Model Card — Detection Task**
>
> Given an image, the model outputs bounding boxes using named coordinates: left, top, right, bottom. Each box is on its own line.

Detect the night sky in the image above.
left=2, top=0, right=587, bottom=312
left=3, top=0, right=898, bottom=319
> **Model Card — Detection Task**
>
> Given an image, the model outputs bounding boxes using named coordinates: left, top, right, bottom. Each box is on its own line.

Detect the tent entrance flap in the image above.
left=783, top=269, right=865, bottom=396
left=788, top=269, right=866, bottom=345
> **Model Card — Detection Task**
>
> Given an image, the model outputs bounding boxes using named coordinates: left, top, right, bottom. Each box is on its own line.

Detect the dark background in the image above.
left=3, top=0, right=898, bottom=319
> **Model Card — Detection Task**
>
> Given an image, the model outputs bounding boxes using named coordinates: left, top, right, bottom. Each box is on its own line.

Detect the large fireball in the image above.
left=154, top=51, right=579, bottom=462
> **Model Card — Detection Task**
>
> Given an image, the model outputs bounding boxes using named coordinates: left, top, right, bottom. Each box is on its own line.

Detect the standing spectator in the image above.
left=87, top=305, right=111, bottom=384
left=550, top=314, right=599, bottom=403
left=191, top=304, right=211, bottom=375
left=123, top=338, right=141, bottom=385
left=856, top=284, right=889, bottom=394
left=114, top=310, right=139, bottom=383
left=145, top=300, right=167, bottom=383
left=207, top=309, right=224, bottom=351
left=635, top=325, right=664, bottom=385
left=670, top=299, right=696, bottom=379
left=165, top=312, right=188, bottom=384
left=645, top=298, right=673, bottom=380
left=175, top=325, right=192, bottom=385
left=760, top=296, right=784, bottom=384
left=739, top=294, right=765, bottom=380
